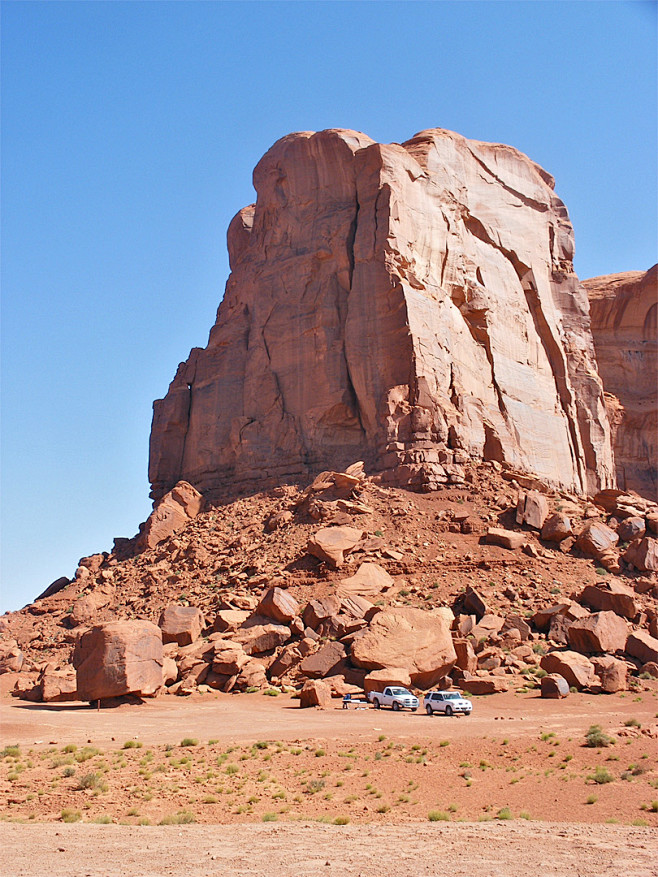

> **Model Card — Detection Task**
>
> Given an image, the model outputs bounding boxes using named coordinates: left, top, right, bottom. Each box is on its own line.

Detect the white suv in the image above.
left=423, top=690, right=472, bottom=716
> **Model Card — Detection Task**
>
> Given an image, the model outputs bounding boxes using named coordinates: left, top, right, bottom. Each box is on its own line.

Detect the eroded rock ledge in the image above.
left=149, top=127, right=614, bottom=501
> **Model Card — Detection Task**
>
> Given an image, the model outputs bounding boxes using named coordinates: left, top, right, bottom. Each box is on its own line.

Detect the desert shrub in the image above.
left=159, top=810, right=195, bottom=825
left=333, top=815, right=350, bottom=825
left=589, top=766, right=614, bottom=785
left=496, top=807, right=513, bottom=820
left=180, top=738, right=198, bottom=748
left=60, top=809, right=81, bottom=823
left=77, top=772, right=103, bottom=791
left=93, top=815, right=112, bottom=824
left=428, top=810, right=450, bottom=821
left=122, top=740, right=143, bottom=749
left=262, top=812, right=277, bottom=822
left=624, top=718, right=641, bottom=728
left=585, top=725, right=614, bottom=748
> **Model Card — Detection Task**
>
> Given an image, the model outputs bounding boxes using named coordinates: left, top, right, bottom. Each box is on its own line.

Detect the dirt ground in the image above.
left=2, top=821, right=658, bottom=877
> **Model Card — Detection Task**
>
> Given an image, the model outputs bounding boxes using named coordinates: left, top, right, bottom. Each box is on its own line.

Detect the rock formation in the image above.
left=584, top=265, right=657, bottom=499
left=149, top=127, right=614, bottom=501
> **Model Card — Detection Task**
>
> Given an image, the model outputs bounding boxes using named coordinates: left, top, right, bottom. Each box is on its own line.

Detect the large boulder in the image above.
left=39, top=668, right=78, bottom=703
left=307, top=526, right=362, bottom=568
left=0, top=638, right=24, bottom=674
left=540, top=674, right=570, bottom=698
left=73, top=620, right=163, bottom=701
left=350, top=606, right=456, bottom=688
left=486, top=528, right=526, bottom=550
left=623, top=537, right=658, bottom=572
left=576, top=520, right=619, bottom=569
left=149, top=128, right=613, bottom=503
left=580, top=583, right=638, bottom=620
left=158, top=604, right=205, bottom=646
left=138, top=481, right=203, bottom=550
left=567, top=611, right=628, bottom=654
left=626, top=631, right=658, bottom=665
left=299, top=678, right=332, bottom=708
left=591, top=656, right=627, bottom=693
left=233, top=618, right=291, bottom=655
left=299, top=642, right=347, bottom=679
left=516, top=490, right=549, bottom=530
left=540, top=650, right=597, bottom=690
left=541, top=513, right=573, bottom=542
left=256, top=587, right=300, bottom=624
left=337, top=563, right=394, bottom=598
left=363, top=668, right=412, bottom=694
left=464, top=676, right=508, bottom=695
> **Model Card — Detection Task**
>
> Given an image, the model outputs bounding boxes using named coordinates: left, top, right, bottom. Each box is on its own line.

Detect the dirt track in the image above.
left=2, top=821, right=657, bottom=877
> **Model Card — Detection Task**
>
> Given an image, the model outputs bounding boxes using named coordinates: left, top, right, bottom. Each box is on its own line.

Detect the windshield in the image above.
left=389, top=688, right=412, bottom=696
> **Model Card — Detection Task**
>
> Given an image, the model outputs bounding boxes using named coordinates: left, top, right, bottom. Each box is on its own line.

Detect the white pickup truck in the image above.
left=367, top=686, right=419, bottom=711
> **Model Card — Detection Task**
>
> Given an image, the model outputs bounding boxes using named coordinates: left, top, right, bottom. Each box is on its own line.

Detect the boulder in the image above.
left=640, top=661, right=658, bottom=678
left=540, top=513, right=573, bottom=542
left=350, top=606, right=456, bottom=688
left=363, top=668, right=412, bottom=694
left=576, top=520, right=619, bottom=570
left=486, top=528, right=526, bottom=550
left=39, top=668, right=78, bottom=703
left=337, top=563, right=394, bottom=598
left=453, top=640, right=477, bottom=674
left=340, top=595, right=374, bottom=619
left=623, top=537, right=658, bottom=572
left=233, top=618, right=291, bottom=655
left=299, top=678, right=332, bottom=708
left=617, top=517, right=646, bottom=542
left=138, top=481, right=203, bottom=550
left=625, top=631, right=658, bottom=665
left=213, top=609, right=250, bottom=633
left=464, top=676, right=508, bottom=695
left=532, top=601, right=588, bottom=632
left=211, top=641, right=249, bottom=675
left=299, top=642, right=347, bottom=679
left=580, top=583, right=638, bottom=620
left=540, top=674, right=570, bottom=698
left=303, top=596, right=342, bottom=630
left=158, top=604, right=205, bottom=646
left=162, top=657, right=179, bottom=685
left=256, top=587, right=300, bottom=624
left=69, top=590, right=114, bottom=627
left=501, top=615, right=531, bottom=641
left=470, top=614, right=505, bottom=642
left=462, top=586, right=488, bottom=620
left=307, top=526, right=363, bottom=568
left=567, top=611, right=628, bottom=654
left=516, top=490, right=549, bottom=530
left=149, top=128, right=613, bottom=505
left=591, top=656, right=627, bottom=692
left=73, top=620, right=163, bottom=701
left=540, top=650, right=597, bottom=690
left=235, top=658, right=268, bottom=691
left=0, top=638, right=24, bottom=674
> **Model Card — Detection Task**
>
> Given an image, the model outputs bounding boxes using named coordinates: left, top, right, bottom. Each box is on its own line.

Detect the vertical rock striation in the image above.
left=149, top=128, right=614, bottom=500
left=584, top=265, right=657, bottom=500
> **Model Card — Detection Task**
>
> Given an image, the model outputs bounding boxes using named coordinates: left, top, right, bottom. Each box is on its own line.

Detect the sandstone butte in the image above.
left=148, top=127, right=616, bottom=503
left=584, top=265, right=658, bottom=500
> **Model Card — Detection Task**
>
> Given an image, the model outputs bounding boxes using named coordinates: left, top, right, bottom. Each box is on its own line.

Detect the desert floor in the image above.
left=2, top=689, right=658, bottom=875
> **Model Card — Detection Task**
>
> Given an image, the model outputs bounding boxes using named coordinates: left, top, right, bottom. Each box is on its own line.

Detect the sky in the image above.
left=1, top=0, right=656, bottom=613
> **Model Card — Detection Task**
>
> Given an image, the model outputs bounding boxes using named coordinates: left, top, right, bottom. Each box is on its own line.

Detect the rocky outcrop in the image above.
left=149, top=127, right=614, bottom=501
left=584, top=266, right=657, bottom=499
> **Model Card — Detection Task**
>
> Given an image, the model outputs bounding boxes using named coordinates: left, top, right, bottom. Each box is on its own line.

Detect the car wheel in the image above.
left=373, top=699, right=380, bottom=709
left=426, top=705, right=433, bottom=716
left=464, top=711, right=471, bottom=716
left=445, top=705, right=453, bottom=717
left=392, top=701, right=400, bottom=711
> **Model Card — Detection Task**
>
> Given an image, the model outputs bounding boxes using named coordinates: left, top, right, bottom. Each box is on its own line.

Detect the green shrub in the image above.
left=159, top=810, right=195, bottom=825
left=61, top=809, right=81, bottom=823
left=428, top=810, right=450, bottom=821
left=585, top=725, right=614, bottom=748
left=333, top=815, right=350, bottom=825
left=496, top=807, right=512, bottom=820
left=589, top=766, right=614, bottom=785
left=262, top=812, right=277, bottom=822
left=180, top=738, right=198, bottom=748
left=122, top=740, right=143, bottom=749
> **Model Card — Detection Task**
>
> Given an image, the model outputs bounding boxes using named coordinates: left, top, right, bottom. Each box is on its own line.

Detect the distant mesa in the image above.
left=148, top=127, right=616, bottom=502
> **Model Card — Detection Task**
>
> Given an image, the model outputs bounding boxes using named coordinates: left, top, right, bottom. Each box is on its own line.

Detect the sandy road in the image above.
left=2, top=822, right=657, bottom=877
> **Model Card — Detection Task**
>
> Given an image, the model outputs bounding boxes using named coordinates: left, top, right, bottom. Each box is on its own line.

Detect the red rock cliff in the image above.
left=584, top=265, right=657, bottom=499
left=149, top=128, right=614, bottom=500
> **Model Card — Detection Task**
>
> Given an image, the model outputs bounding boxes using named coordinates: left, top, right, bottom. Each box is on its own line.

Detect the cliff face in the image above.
left=149, top=128, right=614, bottom=500
left=584, top=265, right=658, bottom=500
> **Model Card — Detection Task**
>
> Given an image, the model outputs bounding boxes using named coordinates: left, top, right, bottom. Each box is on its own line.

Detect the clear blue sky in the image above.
left=2, top=1, right=656, bottom=612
